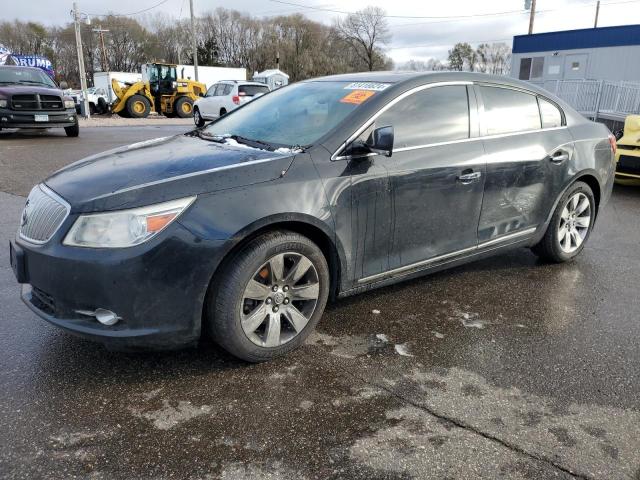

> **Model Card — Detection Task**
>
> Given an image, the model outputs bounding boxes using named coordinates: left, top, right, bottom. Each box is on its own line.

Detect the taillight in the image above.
left=232, top=95, right=240, bottom=105
left=608, top=133, right=617, bottom=155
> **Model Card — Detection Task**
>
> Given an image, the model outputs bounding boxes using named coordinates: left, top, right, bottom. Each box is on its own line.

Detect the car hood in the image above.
left=0, top=85, right=63, bottom=97
left=45, top=133, right=296, bottom=213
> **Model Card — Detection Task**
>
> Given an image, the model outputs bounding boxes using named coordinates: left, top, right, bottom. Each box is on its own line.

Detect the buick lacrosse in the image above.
left=10, top=72, right=615, bottom=361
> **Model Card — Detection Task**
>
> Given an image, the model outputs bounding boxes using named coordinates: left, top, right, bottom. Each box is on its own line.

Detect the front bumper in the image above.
left=12, top=217, right=226, bottom=350
left=0, top=107, right=77, bottom=129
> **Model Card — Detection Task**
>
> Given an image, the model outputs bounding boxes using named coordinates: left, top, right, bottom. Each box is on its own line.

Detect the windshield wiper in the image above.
left=197, top=131, right=277, bottom=151
left=227, top=134, right=276, bottom=150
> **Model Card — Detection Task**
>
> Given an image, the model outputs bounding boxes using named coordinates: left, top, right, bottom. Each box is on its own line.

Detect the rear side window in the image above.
left=480, top=86, right=541, bottom=135
left=538, top=97, right=563, bottom=128
left=375, top=85, right=470, bottom=149
left=239, top=84, right=270, bottom=96
left=223, top=84, right=234, bottom=95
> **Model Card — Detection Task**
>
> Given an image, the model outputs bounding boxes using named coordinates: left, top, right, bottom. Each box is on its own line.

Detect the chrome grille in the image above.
left=19, top=185, right=69, bottom=244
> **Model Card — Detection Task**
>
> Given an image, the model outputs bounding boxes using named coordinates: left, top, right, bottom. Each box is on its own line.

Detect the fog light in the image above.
left=76, top=308, right=121, bottom=325
left=68, top=117, right=75, bottom=121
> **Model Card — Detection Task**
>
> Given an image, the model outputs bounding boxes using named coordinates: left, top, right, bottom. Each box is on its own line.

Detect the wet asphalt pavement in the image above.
left=1, top=126, right=640, bottom=479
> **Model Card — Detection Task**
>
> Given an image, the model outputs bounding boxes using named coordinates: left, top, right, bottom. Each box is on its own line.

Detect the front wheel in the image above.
left=64, top=124, right=79, bottom=137
left=532, top=181, right=595, bottom=262
left=193, top=107, right=205, bottom=127
left=174, top=97, right=194, bottom=118
left=207, top=231, right=330, bottom=362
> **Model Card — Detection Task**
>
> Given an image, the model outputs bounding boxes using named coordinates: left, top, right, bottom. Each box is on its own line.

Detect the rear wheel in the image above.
left=193, top=107, right=205, bottom=127
left=532, top=181, right=595, bottom=262
left=64, top=124, right=79, bottom=137
left=126, top=94, right=151, bottom=118
left=207, top=231, right=330, bottom=362
left=174, top=97, right=194, bottom=118
left=219, top=108, right=227, bottom=117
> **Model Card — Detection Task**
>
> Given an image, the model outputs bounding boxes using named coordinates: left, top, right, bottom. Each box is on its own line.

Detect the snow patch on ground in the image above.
left=394, top=343, right=414, bottom=357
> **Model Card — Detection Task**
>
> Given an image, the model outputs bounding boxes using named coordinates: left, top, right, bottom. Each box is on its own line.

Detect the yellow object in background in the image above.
left=615, top=115, right=640, bottom=184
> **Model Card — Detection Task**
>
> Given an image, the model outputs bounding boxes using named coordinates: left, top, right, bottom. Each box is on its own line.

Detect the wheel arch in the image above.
left=543, top=170, right=603, bottom=231
left=201, top=214, right=347, bottom=330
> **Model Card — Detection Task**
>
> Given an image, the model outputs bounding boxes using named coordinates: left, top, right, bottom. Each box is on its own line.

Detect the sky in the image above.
left=3, top=0, right=640, bottom=64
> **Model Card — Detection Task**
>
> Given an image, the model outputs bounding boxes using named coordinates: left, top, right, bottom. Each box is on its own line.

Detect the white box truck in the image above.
left=93, top=71, right=142, bottom=103
left=177, top=65, right=246, bottom=90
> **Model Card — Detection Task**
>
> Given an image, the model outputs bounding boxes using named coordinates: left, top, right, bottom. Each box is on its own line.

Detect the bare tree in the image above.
left=335, top=6, right=391, bottom=71
left=476, top=42, right=511, bottom=75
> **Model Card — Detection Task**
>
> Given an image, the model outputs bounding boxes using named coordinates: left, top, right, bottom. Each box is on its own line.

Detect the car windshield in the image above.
left=0, top=67, right=57, bottom=88
left=203, top=81, right=385, bottom=147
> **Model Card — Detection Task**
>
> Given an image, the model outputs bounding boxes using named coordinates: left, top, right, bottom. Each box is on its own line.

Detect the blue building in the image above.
left=511, top=24, right=640, bottom=83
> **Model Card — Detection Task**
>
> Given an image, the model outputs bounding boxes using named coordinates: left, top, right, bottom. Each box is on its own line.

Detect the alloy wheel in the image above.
left=558, top=192, right=591, bottom=254
left=240, top=252, right=320, bottom=347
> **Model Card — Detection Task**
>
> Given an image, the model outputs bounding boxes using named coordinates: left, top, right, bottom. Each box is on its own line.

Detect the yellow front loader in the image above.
left=111, top=63, right=206, bottom=119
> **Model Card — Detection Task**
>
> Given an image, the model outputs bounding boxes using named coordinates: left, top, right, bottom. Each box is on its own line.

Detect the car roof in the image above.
left=218, top=80, right=269, bottom=86
left=308, top=70, right=547, bottom=94
left=0, top=65, right=43, bottom=72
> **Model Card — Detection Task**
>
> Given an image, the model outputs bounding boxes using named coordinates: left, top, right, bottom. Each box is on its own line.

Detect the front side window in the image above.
left=213, top=84, right=226, bottom=96
left=538, top=97, right=563, bottom=128
left=206, top=85, right=216, bottom=97
left=480, top=86, right=541, bottom=135
left=204, top=81, right=386, bottom=147
left=374, top=85, right=470, bottom=149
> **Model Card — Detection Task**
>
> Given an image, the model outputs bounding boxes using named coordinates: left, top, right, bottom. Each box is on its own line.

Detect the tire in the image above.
left=174, top=96, right=194, bottom=118
left=219, top=108, right=227, bottom=117
left=207, top=230, right=330, bottom=362
left=126, top=94, right=151, bottom=118
left=531, top=181, right=595, bottom=263
left=89, top=103, right=96, bottom=115
left=64, top=124, right=79, bottom=137
left=97, top=97, right=108, bottom=114
left=193, top=107, right=205, bottom=127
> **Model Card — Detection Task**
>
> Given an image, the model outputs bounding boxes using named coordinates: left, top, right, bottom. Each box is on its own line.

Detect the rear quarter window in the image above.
left=538, top=97, right=563, bottom=128
left=480, top=85, right=541, bottom=135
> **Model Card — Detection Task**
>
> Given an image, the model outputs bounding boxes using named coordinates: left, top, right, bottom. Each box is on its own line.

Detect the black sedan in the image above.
left=10, top=72, right=615, bottom=361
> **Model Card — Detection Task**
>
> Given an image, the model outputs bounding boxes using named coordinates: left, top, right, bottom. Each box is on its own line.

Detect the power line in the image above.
left=268, top=0, right=530, bottom=19
left=86, top=0, right=172, bottom=17
left=268, top=0, right=640, bottom=22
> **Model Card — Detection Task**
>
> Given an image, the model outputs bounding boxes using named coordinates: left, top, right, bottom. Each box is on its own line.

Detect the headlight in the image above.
left=63, top=196, right=196, bottom=248
left=0, top=99, right=7, bottom=108
left=64, top=99, right=75, bottom=109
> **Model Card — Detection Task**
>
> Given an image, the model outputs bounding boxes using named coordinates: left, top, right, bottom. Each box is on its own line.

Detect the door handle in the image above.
left=457, top=171, right=482, bottom=184
left=550, top=151, right=569, bottom=163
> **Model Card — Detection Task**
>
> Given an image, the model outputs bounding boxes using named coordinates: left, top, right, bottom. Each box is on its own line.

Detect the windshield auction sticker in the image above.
left=344, top=82, right=390, bottom=91
left=340, top=90, right=376, bottom=105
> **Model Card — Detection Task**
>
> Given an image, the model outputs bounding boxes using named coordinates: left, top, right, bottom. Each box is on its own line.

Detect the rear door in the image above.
left=380, top=84, right=486, bottom=272
left=476, top=84, right=573, bottom=243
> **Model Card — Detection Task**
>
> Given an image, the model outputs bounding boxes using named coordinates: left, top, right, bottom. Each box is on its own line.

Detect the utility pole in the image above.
left=72, top=2, right=90, bottom=118
left=189, top=0, right=198, bottom=81
left=92, top=25, right=109, bottom=71
left=527, top=0, right=537, bottom=35
left=594, top=0, right=601, bottom=28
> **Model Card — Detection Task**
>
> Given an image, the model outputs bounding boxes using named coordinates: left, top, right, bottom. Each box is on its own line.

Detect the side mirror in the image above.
left=366, top=126, right=394, bottom=157
left=59, top=81, right=68, bottom=90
